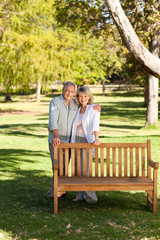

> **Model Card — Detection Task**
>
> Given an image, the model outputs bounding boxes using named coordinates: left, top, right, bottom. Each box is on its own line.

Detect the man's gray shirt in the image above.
left=48, top=94, right=78, bottom=143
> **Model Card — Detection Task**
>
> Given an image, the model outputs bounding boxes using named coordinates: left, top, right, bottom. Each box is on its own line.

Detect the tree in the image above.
left=54, top=0, right=160, bottom=127
left=0, top=0, right=60, bottom=100
left=54, top=0, right=160, bottom=78
left=105, top=0, right=160, bottom=78
left=117, top=0, right=160, bottom=126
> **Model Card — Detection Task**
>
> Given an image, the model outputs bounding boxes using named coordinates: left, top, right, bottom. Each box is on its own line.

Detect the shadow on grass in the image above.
left=100, top=102, right=146, bottom=120
left=0, top=123, right=48, bottom=138
left=0, top=172, right=160, bottom=239
left=0, top=147, right=160, bottom=239
left=100, top=123, right=141, bottom=130
left=93, top=90, right=144, bottom=98
left=0, top=148, right=49, bottom=169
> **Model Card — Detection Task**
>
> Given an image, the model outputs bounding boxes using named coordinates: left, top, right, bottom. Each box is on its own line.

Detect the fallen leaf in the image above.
left=84, top=208, right=92, bottom=212
left=129, top=221, right=135, bottom=227
left=75, top=228, right=83, bottom=234
left=66, top=223, right=71, bottom=229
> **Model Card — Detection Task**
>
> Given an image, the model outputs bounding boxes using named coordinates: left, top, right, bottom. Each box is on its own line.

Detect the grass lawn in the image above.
left=0, top=91, right=160, bottom=240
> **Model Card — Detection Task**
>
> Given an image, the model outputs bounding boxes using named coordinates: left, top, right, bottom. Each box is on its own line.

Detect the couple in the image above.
left=48, top=82, right=100, bottom=203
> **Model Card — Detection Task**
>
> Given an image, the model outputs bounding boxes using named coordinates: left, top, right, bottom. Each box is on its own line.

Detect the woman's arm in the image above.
left=93, top=131, right=100, bottom=145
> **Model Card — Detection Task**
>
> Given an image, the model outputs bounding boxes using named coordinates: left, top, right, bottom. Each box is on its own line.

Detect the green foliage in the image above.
left=0, top=0, right=123, bottom=95
left=54, top=0, right=109, bottom=36
left=122, top=0, right=160, bottom=39
left=54, top=0, right=160, bottom=86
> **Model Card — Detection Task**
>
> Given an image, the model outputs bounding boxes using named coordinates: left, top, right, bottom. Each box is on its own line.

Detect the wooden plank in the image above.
left=136, top=148, right=139, bottom=177
left=89, top=148, right=92, bottom=176
left=77, top=148, right=81, bottom=177
left=58, top=176, right=153, bottom=184
left=57, top=143, right=147, bottom=149
left=153, top=168, right=158, bottom=213
left=100, top=148, right=104, bottom=177
left=107, top=148, right=110, bottom=177
left=95, top=148, right=98, bottom=177
left=112, top=148, right=116, bottom=177
left=118, top=148, right=122, bottom=177
left=130, top=148, right=133, bottom=177
left=141, top=148, right=145, bottom=177
left=58, top=176, right=154, bottom=192
left=83, top=148, right=87, bottom=176
left=71, top=148, right=75, bottom=176
left=54, top=168, right=58, bottom=214
left=124, top=148, right=128, bottom=177
left=59, top=185, right=153, bottom=192
left=147, top=140, right=151, bottom=179
left=65, top=148, right=69, bottom=176
left=54, top=147, right=58, bottom=214
left=60, top=148, right=63, bottom=176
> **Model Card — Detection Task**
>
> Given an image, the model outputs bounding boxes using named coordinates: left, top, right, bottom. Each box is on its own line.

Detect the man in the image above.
left=47, top=81, right=100, bottom=199
left=47, top=81, right=77, bottom=199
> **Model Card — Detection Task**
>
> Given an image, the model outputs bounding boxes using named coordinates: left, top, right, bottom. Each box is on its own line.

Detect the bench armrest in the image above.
left=148, top=159, right=159, bottom=169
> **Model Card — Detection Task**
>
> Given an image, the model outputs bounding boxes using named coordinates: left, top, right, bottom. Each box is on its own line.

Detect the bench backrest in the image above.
left=54, top=140, right=152, bottom=178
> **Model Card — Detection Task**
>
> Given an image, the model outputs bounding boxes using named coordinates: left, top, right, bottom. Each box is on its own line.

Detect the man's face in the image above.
left=63, top=85, right=75, bottom=103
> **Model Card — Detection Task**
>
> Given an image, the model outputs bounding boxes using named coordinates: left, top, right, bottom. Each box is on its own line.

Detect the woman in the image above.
left=71, top=86, right=100, bottom=203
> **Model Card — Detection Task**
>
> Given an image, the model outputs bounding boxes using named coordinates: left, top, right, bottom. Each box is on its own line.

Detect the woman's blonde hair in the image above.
left=75, top=86, right=94, bottom=106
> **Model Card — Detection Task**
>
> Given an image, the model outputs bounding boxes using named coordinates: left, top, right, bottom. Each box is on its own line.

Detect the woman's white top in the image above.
left=71, top=104, right=100, bottom=143
left=76, top=113, right=86, bottom=137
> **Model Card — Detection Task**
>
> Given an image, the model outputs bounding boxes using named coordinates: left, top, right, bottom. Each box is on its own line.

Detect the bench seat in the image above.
left=58, top=177, right=154, bottom=191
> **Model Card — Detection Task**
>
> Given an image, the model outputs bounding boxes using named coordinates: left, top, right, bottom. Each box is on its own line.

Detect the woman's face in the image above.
left=78, top=92, right=90, bottom=106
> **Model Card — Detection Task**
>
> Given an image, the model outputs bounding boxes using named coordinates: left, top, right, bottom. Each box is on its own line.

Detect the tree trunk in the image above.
left=4, top=93, right=12, bottom=102
left=102, top=80, right=106, bottom=96
left=145, top=75, right=159, bottom=126
left=36, top=79, right=42, bottom=102
left=145, top=33, right=159, bottom=127
left=144, top=80, right=149, bottom=106
left=105, top=0, right=160, bottom=78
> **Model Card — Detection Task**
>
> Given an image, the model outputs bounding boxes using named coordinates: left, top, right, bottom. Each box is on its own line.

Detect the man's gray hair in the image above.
left=62, top=81, right=76, bottom=92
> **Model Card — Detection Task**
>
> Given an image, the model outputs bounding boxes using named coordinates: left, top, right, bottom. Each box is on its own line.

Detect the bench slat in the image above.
left=71, top=148, right=75, bottom=176
left=136, top=148, right=139, bottom=177
left=83, top=148, right=87, bottom=176
left=60, top=148, right=63, bottom=176
left=65, top=148, right=69, bottom=176
left=89, top=148, right=92, bottom=176
left=77, top=148, right=81, bottom=177
left=112, top=148, right=116, bottom=177
left=142, top=148, right=145, bottom=177
left=95, top=148, right=98, bottom=177
left=130, top=148, right=133, bottom=177
left=118, top=148, right=122, bottom=177
left=100, top=148, right=104, bottom=177
left=107, top=148, right=110, bottom=177
left=124, top=148, right=127, bottom=177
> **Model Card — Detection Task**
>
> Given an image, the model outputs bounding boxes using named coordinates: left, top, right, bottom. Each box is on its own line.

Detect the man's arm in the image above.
left=49, top=99, right=60, bottom=147
left=52, top=129, right=61, bottom=147
left=93, top=104, right=101, bottom=112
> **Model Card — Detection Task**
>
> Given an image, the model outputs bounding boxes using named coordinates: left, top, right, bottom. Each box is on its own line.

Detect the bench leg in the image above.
left=146, top=190, right=157, bottom=213
left=54, top=169, right=58, bottom=214
left=146, top=191, right=152, bottom=208
left=153, top=186, right=157, bottom=214
left=54, top=192, right=58, bottom=214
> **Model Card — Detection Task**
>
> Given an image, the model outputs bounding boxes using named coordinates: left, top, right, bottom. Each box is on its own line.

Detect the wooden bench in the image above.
left=53, top=140, right=159, bottom=214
